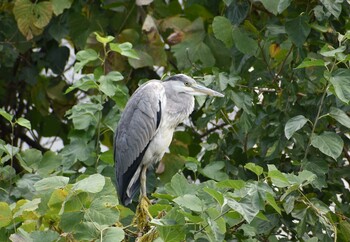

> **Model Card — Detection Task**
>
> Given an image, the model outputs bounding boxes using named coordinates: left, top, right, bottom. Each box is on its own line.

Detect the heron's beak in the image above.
left=191, top=83, right=225, bottom=97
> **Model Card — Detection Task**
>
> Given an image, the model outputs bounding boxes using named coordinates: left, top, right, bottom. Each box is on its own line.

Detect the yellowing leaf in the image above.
left=13, top=0, right=53, bottom=40
left=0, top=202, right=12, bottom=228
left=269, top=43, right=281, bottom=58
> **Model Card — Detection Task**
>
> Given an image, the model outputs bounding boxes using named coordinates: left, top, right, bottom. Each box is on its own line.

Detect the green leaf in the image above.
left=66, top=102, right=103, bottom=130
left=244, top=163, right=263, bottom=176
left=153, top=208, right=186, bottom=242
left=320, top=45, right=346, bottom=57
left=99, top=150, right=114, bottom=165
left=203, top=187, right=224, bottom=206
left=311, top=132, right=344, bottom=160
left=65, top=75, right=98, bottom=94
left=226, top=0, right=249, bottom=25
left=212, top=16, right=233, bottom=48
left=73, top=222, right=100, bottom=240
left=34, top=176, right=69, bottom=192
left=339, top=220, right=350, bottom=241
left=37, top=151, right=62, bottom=176
left=329, top=107, right=350, bottom=128
left=85, top=195, right=119, bottom=225
left=98, top=71, right=124, bottom=97
left=285, top=15, right=310, bottom=47
left=256, top=0, right=291, bottom=15
left=265, top=193, right=281, bottom=214
left=226, top=197, right=259, bottom=223
left=109, top=42, right=139, bottom=59
left=173, top=194, right=203, bottom=212
left=51, top=0, right=72, bottom=15
left=31, top=230, right=60, bottom=241
left=229, top=91, right=253, bottom=115
left=268, top=164, right=290, bottom=188
left=0, top=202, right=12, bottom=228
left=16, top=117, right=31, bottom=129
left=320, top=0, right=342, bottom=18
left=205, top=208, right=226, bottom=241
left=284, top=115, right=309, bottom=140
left=19, top=148, right=42, bottom=172
left=165, top=173, right=196, bottom=196
left=295, top=58, right=325, bottom=69
left=232, top=27, right=258, bottom=55
left=201, top=161, right=229, bottom=181
left=94, top=32, right=115, bottom=46
left=74, top=49, right=99, bottom=72
left=172, top=41, right=215, bottom=69
left=59, top=211, right=84, bottom=232
left=72, top=174, right=105, bottom=193
left=99, top=227, right=125, bottom=242
left=217, top=179, right=246, bottom=190
left=0, top=108, right=13, bottom=123
left=128, top=50, right=153, bottom=68
left=13, top=198, right=41, bottom=218
left=329, top=68, right=350, bottom=104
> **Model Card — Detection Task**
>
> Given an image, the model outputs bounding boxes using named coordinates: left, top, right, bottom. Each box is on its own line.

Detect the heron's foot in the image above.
left=133, top=196, right=153, bottom=232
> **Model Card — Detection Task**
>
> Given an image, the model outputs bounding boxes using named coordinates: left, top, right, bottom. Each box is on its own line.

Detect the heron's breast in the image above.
left=142, top=123, right=174, bottom=166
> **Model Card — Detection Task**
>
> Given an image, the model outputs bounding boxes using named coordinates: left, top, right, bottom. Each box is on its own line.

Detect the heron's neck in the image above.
left=164, top=92, right=194, bottom=126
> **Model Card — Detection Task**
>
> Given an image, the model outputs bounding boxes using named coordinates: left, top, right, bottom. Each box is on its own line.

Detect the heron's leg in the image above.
left=140, top=165, right=148, bottom=197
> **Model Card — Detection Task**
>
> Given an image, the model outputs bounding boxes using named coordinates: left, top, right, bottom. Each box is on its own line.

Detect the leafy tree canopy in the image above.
left=0, top=0, right=350, bottom=241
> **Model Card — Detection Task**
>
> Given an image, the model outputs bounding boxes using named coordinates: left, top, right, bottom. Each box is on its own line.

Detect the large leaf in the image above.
left=72, top=174, right=105, bottom=193
left=311, top=132, right=344, bottom=160
left=232, top=27, right=258, bottom=55
left=30, top=230, right=60, bottom=241
left=284, top=115, right=309, bottom=139
left=51, top=0, right=72, bottom=15
left=212, top=16, right=233, bottom=48
left=66, top=103, right=103, bottom=130
left=98, top=71, right=124, bottom=97
left=320, top=0, right=342, bottom=18
left=173, top=194, right=203, bottom=212
left=201, top=161, right=229, bottom=181
left=85, top=195, right=119, bottom=225
left=285, top=15, right=310, bottom=47
left=329, top=68, right=350, bottom=104
left=329, top=107, right=350, bottom=128
left=153, top=208, right=186, bottom=242
left=268, top=164, right=290, bottom=188
left=99, top=227, right=125, bottom=242
left=256, top=0, right=291, bottom=15
left=34, top=176, right=69, bottom=192
left=226, top=197, right=259, bottom=223
left=295, top=58, right=325, bottom=69
left=165, top=173, right=196, bottom=196
left=13, top=0, right=53, bottom=40
left=74, top=49, right=99, bottom=72
left=0, top=202, right=12, bottom=228
left=244, top=163, right=263, bottom=176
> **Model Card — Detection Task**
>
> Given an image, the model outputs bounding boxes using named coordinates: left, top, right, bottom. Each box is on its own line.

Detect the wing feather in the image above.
left=114, top=81, right=165, bottom=205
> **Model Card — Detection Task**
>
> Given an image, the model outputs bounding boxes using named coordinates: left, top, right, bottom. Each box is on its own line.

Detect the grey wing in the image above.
left=114, top=81, right=165, bottom=205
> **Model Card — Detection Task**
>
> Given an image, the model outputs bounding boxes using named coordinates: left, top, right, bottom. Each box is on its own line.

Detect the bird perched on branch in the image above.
left=114, top=74, right=224, bottom=207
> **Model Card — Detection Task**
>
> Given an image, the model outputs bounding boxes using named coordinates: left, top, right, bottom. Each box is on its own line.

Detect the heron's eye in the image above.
left=184, top=82, right=190, bottom=86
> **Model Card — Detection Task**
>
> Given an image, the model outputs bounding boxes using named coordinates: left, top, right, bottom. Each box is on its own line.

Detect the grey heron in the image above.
left=114, top=74, right=224, bottom=206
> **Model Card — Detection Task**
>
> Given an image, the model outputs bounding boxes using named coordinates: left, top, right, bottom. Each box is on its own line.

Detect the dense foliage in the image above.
left=1, top=0, right=350, bottom=241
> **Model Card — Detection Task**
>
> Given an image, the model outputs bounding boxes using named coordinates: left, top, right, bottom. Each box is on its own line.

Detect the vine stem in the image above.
left=303, top=83, right=330, bottom=161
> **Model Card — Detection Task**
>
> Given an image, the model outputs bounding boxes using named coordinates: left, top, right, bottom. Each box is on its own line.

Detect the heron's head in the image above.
left=164, top=74, right=224, bottom=97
